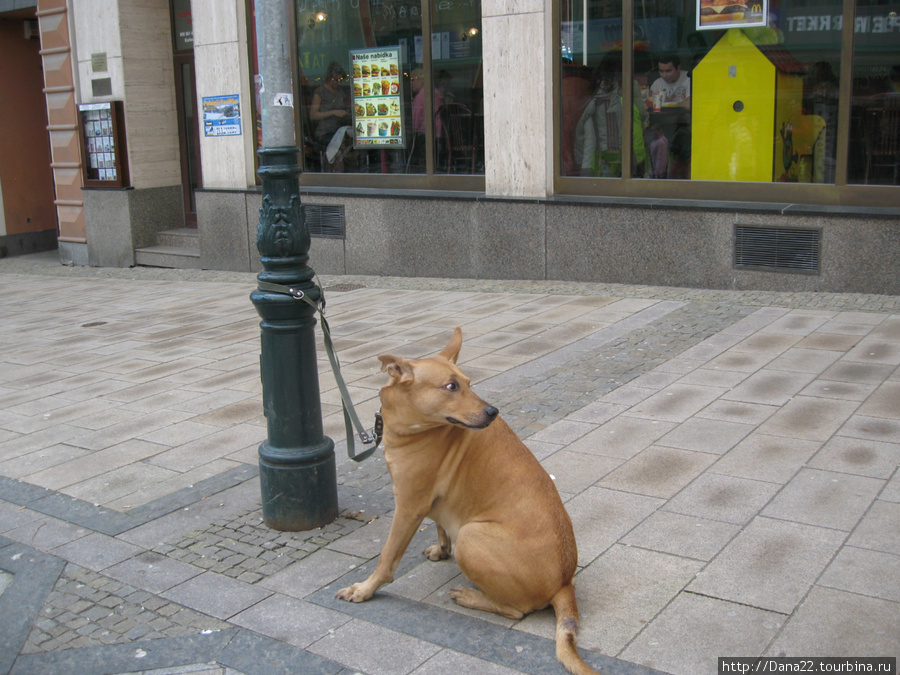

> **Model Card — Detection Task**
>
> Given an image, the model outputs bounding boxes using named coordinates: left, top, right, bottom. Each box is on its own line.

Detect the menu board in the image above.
left=350, top=46, right=406, bottom=149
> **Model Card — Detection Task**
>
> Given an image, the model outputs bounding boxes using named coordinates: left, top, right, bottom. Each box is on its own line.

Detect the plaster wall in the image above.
left=193, top=0, right=255, bottom=189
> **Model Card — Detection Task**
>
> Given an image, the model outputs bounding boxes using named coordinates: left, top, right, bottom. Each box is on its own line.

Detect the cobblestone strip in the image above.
left=150, top=510, right=371, bottom=583
left=21, top=565, right=231, bottom=654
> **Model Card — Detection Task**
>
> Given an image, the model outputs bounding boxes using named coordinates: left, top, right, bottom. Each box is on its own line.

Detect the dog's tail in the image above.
left=551, top=584, right=600, bottom=675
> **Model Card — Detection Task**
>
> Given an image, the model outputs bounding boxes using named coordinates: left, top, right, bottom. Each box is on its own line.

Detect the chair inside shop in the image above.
left=863, top=92, right=900, bottom=184
left=436, top=103, right=477, bottom=174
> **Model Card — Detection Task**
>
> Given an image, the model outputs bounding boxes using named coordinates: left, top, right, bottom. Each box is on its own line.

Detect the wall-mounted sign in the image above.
left=202, top=95, right=242, bottom=136
left=350, top=46, right=406, bottom=149
left=697, top=0, right=767, bottom=31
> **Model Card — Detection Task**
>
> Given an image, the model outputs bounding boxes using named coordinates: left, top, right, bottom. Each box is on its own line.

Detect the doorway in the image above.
left=171, top=0, right=200, bottom=227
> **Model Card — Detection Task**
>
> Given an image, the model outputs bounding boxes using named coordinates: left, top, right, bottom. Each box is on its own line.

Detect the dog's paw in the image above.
left=335, top=583, right=370, bottom=603
left=423, top=544, right=450, bottom=561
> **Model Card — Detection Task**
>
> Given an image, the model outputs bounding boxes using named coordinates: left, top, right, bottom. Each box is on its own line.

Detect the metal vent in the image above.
left=304, top=204, right=345, bottom=239
left=734, top=225, right=820, bottom=273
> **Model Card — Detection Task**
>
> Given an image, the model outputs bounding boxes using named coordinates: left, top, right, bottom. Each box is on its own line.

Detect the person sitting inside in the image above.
left=309, top=61, right=351, bottom=171
left=650, top=54, right=691, bottom=179
left=650, top=53, right=691, bottom=108
left=574, top=51, right=647, bottom=177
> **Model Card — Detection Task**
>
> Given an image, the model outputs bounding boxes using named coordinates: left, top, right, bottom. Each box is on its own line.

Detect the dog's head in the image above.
left=378, top=327, right=499, bottom=432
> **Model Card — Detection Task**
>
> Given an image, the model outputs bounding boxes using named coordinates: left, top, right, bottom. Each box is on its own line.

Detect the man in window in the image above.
left=650, top=54, right=691, bottom=179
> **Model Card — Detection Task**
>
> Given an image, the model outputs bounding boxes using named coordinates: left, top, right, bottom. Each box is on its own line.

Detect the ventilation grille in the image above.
left=734, top=226, right=820, bottom=273
left=304, top=204, right=345, bottom=239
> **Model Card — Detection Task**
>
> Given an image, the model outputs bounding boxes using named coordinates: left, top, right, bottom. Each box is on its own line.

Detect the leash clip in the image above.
left=357, top=411, right=383, bottom=446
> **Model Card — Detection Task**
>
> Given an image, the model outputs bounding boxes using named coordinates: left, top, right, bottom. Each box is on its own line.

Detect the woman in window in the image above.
left=574, top=51, right=647, bottom=177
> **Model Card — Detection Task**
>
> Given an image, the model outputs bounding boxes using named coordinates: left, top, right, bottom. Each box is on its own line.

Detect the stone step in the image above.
left=156, top=228, right=199, bottom=249
left=134, top=245, right=202, bottom=269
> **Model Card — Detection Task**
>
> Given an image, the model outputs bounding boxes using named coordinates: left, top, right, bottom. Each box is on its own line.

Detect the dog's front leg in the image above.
left=335, top=505, right=425, bottom=603
left=424, top=523, right=451, bottom=561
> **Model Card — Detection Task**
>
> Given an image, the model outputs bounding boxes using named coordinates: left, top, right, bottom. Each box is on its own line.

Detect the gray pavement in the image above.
left=0, top=250, right=898, bottom=675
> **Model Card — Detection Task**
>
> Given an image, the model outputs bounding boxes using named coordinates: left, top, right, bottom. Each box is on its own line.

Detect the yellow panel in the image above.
left=691, top=29, right=775, bottom=182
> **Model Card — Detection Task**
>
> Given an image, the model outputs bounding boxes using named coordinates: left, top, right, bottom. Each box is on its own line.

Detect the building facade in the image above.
left=1, top=0, right=898, bottom=293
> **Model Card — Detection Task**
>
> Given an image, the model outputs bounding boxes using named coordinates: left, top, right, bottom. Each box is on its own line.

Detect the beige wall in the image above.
left=193, top=0, right=256, bottom=189
left=73, top=0, right=181, bottom=190
left=482, top=0, right=549, bottom=198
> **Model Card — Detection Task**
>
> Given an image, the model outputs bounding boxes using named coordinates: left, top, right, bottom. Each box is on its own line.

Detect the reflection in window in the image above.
left=560, top=1, right=846, bottom=184
left=294, top=0, right=483, bottom=176
left=849, top=0, right=900, bottom=185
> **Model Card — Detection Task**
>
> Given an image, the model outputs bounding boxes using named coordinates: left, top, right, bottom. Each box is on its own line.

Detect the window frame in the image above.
left=288, top=0, right=485, bottom=192
left=553, top=0, right=899, bottom=208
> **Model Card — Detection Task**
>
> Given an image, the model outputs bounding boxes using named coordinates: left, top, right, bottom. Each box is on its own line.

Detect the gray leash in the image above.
left=257, top=280, right=381, bottom=462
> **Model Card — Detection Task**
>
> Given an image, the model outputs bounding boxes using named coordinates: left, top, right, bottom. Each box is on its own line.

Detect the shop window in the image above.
left=849, top=0, right=900, bottom=185
left=293, top=0, right=483, bottom=176
left=560, top=0, right=844, bottom=185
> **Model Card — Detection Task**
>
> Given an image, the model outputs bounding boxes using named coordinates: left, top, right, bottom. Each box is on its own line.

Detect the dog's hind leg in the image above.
left=450, top=587, right=525, bottom=620
left=424, top=523, right=451, bottom=561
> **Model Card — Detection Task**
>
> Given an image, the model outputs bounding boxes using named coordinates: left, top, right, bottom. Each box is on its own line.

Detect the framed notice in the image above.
left=697, top=0, right=767, bottom=30
left=202, top=94, right=242, bottom=136
left=77, top=101, right=129, bottom=187
left=350, top=46, right=405, bottom=149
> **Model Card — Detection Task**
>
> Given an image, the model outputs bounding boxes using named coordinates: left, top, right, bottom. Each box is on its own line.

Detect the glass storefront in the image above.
left=850, top=0, right=900, bottom=185
left=560, top=0, right=899, bottom=189
left=293, top=0, right=483, bottom=176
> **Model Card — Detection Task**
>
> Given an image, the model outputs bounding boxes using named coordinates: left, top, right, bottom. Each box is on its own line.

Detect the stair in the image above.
left=134, top=228, right=201, bottom=269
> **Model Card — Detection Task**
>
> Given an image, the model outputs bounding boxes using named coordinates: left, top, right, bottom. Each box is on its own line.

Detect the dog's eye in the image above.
left=444, top=381, right=458, bottom=392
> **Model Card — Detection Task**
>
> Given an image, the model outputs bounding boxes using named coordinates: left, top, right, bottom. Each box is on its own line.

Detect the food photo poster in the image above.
left=697, top=0, right=767, bottom=30
left=350, top=46, right=405, bottom=149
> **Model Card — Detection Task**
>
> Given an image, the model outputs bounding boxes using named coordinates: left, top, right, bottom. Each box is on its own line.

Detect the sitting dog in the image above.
left=336, top=328, right=598, bottom=675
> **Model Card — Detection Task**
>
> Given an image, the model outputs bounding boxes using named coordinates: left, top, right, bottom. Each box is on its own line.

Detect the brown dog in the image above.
left=336, top=328, right=598, bottom=675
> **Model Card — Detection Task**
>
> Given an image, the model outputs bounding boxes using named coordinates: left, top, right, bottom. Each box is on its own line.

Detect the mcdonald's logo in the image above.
left=750, top=4, right=763, bottom=16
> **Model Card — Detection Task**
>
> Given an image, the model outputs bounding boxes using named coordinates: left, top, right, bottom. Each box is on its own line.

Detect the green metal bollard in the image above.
left=250, top=145, right=338, bottom=531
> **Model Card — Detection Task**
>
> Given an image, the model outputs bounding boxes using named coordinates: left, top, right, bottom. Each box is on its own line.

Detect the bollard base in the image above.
left=258, top=441, right=339, bottom=531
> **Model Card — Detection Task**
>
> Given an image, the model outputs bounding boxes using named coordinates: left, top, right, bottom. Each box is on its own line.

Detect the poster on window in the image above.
left=202, top=95, right=242, bottom=136
left=697, top=0, right=767, bottom=30
left=350, top=46, right=405, bottom=149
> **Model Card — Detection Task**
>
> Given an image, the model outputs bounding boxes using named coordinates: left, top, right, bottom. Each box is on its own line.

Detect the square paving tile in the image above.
left=543, top=544, right=702, bottom=655
left=565, top=487, right=664, bottom=566
left=757, top=396, right=861, bottom=442
left=664, top=473, right=780, bottom=526
left=307, top=618, right=442, bottom=675
left=49, top=532, right=142, bottom=571
left=761, top=468, right=884, bottom=531
left=625, top=384, right=726, bottom=423
left=657, top=418, right=755, bottom=455
left=259, top=548, right=366, bottom=599
left=687, top=517, right=846, bottom=614
left=807, top=435, right=900, bottom=479
left=846, top=500, right=900, bottom=555
left=767, top=586, right=900, bottom=657
left=710, top=433, right=821, bottom=484
left=621, top=510, right=739, bottom=562
left=231, top=593, right=352, bottom=647
left=620, top=593, right=784, bottom=675
left=105, top=549, right=203, bottom=593
left=565, top=417, right=676, bottom=460
left=818, top=546, right=900, bottom=602
left=161, top=571, right=272, bottom=620
left=598, top=446, right=717, bottom=499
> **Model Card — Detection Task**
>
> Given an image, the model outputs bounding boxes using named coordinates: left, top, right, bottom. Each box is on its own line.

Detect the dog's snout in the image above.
left=485, top=406, right=499, bottom=420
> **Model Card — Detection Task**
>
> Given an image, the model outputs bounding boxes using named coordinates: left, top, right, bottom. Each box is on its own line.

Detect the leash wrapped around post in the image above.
left=256, top=280, right=381, bottom=462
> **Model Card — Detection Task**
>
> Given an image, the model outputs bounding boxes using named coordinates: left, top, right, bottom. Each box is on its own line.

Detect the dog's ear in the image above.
left=378, top=354, right=414, bottom=383
left=438, top=327, right=463, bottom=364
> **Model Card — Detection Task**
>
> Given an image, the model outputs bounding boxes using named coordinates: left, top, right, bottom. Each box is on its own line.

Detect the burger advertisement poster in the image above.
left=697, top=0, right=767, bottom=30
left=350, top=46, right=406, bottom=150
